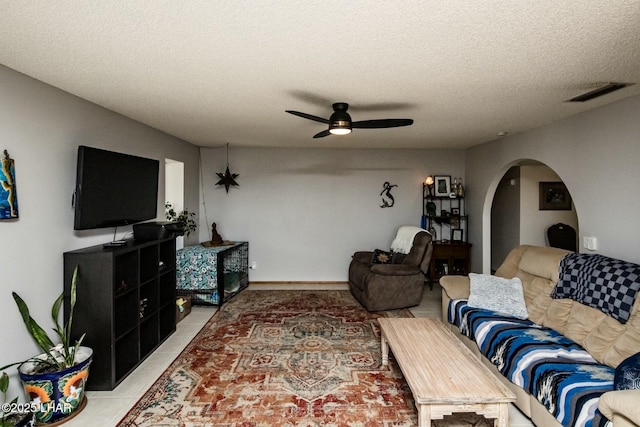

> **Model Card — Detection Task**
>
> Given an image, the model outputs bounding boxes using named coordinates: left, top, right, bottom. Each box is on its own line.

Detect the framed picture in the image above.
left=451, top=208, right=460, bottom=216
left=0, top=150, right=19, bottom=220
left=451, top=228, right=463, bottom=242
left=434, top=175, right=451, bottom=197
left=539, top=182, right=572, bottom=210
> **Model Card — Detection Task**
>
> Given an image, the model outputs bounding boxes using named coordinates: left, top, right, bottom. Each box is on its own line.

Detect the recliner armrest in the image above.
left=352, top=251, right=374, bottom=264
left=439, top=275, right=471, bottom=300
left=598, top=390, right=640, bottom=427
left=370, top=264, right=420, bottom=276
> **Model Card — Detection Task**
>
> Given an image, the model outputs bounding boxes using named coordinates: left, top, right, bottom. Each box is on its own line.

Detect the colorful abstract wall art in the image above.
left=1, top=149, right=18, bottom=219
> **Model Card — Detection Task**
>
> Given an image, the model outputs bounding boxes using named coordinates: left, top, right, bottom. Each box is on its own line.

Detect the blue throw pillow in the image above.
left=614, top=352, right=640, bottom=390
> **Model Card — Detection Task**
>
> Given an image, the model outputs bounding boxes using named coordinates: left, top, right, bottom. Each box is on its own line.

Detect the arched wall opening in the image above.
left=482, top=159, right=579, bottom=273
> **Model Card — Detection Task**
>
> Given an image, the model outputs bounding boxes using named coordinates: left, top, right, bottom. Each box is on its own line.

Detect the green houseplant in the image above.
left=6, top=266, right=92, bottom=424
left=0, top=371, right=33, bottom=427
left=13, top=267, right=85, bottom=372
left=165, top=202, right=197, bottom=237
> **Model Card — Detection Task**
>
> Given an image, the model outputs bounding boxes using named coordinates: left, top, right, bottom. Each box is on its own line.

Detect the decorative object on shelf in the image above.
left=210, top=222, right=224, bottom=245
left=428, top=225, right=437, bottom=240
left=539, top=181, right=572, bottom=210
left=165, top=202, right=197, bottom=236
left=434, top=175, right=451, bottom=197
left=3, top=266, right=92, bottom=424
left=202, top=223, right=233, bottom=248
left=139, top=297, right=149, bottom=319
left=215, top=143, right=239, bottom=193
left=424, top=176, right=434, bottom=197
left=426, top=201, right=437, bottom=217
left=379, top=181, right=397, bottom=208
left=452, top=228, right=464, bottom=242
left=456, top=177, right=465, bottom=197
left=0, top=149, right=18, bottom=220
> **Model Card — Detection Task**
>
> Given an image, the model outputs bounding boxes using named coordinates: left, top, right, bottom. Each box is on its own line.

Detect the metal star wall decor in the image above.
left=216, top=143, right=239, bottom=193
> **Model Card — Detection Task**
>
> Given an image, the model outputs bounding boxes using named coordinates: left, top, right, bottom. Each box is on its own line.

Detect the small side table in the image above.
left=429, top=241, right=472, bottom=287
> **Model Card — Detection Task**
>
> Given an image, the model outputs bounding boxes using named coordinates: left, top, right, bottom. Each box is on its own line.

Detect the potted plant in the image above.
left=165, top=202, right=197, bottom=236
left=8, top=266, right=92, bottom=425
left=0, top=371, right=33, bottom=427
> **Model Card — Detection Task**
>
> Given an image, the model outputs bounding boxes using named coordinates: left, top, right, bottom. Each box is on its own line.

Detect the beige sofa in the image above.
left=439, top=245, right=640, bottom=427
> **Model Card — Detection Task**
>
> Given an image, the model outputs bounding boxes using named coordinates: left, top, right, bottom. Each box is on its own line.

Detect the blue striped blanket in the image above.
left=448, top=300, right=612, bottom=427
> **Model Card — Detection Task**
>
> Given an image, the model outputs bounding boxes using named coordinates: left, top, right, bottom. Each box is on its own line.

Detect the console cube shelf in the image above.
left=63, top=237, right=177, bottom=391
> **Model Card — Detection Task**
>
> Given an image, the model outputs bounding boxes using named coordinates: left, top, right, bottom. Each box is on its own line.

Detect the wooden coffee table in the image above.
left=378, top=318, right=515, bottom=427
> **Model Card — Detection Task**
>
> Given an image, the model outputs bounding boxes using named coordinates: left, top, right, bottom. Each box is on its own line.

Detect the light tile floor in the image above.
left=65, top=284, right=534, bottom=426
left=65, top=305, right=217, bottom=427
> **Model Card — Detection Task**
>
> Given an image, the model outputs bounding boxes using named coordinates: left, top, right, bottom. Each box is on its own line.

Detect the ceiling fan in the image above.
left=286, top=102, right=413, bottom=138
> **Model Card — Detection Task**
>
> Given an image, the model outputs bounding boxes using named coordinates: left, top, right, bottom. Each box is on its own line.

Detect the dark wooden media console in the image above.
left=63, top=237, right=176, bottom=390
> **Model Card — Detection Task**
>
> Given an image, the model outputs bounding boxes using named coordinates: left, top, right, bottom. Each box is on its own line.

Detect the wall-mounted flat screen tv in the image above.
left=74, top=145, right=159, bottom=230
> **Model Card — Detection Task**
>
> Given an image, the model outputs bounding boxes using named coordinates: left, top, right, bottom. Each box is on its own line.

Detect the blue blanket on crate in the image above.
left=448, top=300, right=612, bottom=427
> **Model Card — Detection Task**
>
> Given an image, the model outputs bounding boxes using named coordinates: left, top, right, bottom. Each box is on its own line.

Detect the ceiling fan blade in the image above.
left=351, top=119, right=414, bottom=129
left=313, top=129, right=331, bottom=138
left=286, top=110, right=329, bottom=124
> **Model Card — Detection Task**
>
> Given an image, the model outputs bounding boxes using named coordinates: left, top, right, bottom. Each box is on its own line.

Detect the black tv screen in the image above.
left=74, top=146, right=159, bottom=230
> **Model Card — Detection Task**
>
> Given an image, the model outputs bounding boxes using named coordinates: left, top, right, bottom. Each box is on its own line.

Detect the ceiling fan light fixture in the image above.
left=329, top=121, right=352, bottom=135
left=329, top=105, right=352, bottom=135
left=286, top=101, right=413, bottom=138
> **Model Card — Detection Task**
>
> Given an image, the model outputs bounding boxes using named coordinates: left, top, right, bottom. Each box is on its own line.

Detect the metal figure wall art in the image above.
left=380, top=181, right=397, bottom=208
left=0, top=150, right=18, bottom=219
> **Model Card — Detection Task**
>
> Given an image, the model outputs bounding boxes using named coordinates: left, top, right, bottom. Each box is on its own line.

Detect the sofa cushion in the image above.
left=448, top=299, right=614, bottom=427
left=529, top=360, right=612, bottom=427
left=491, top=245, right=640, bottom=368
left=614, top=352, right=640, bottom=390
left=467, top=273, right=528, bottom=319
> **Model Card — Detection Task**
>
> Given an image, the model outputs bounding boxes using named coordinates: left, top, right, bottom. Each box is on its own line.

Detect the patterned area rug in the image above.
left=117, top=290, right=492, bottom=427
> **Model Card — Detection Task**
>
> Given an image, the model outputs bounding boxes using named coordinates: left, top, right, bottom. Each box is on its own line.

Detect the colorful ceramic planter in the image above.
left=17, top=347, right=92, bottom=424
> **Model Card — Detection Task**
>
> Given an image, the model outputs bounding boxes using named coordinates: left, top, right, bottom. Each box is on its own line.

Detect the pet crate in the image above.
left=176, top=241, right=249, bottom=305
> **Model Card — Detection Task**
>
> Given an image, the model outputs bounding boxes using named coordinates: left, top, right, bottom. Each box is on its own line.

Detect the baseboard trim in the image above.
left=249, top=281, right=349, bottom=290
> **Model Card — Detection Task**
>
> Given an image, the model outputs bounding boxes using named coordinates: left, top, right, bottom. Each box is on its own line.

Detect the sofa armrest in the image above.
left=439, top=275, right=471, bottom=300
left=352, top=251, right=374, bottom=264
left=370, top=264, right=420, bottom=276
left=598, top=390, right=640, bottom=427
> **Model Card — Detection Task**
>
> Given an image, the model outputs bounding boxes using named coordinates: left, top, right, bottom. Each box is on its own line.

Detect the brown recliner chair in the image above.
left=349, top=230, right=433, bottom=311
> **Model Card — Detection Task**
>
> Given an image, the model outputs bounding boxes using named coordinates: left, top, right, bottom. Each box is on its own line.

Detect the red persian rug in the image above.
left=117, top=290, right=492, bottom=427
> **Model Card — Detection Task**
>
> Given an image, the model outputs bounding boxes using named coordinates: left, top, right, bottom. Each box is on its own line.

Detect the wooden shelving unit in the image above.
left=422, top=181, right=471, bottom=285
left=63, top=237, right=176, bottom=391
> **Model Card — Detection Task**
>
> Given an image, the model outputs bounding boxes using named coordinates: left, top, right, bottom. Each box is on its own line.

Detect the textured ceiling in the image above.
left=1, top=1, right=639, bottom=149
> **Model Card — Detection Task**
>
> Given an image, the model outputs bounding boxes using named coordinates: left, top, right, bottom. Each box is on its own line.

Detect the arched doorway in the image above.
left=489, top=160, right=578, bottom=272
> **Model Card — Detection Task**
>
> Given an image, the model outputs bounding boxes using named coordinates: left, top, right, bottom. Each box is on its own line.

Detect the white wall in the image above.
left=0, top=65, right=199, bottom=396
left=466, top=94, right=640, bottom=272
left=491, top=166, right=520, bottom=271
left=519, top=165, right=578, bottom=247
left=199, top=146, right=464, bottom=281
